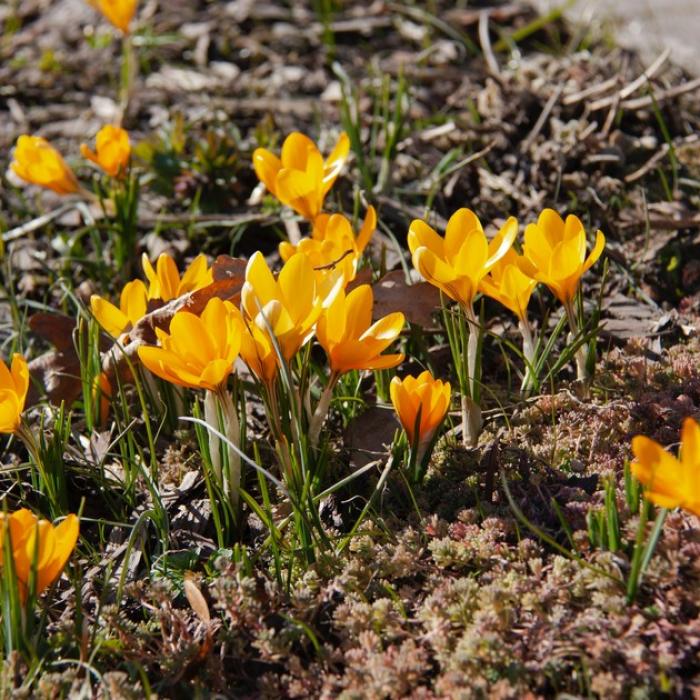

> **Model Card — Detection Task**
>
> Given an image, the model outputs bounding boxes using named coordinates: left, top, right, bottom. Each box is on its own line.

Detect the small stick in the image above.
left=589, top=48, right=671, bottom=110
left=478, top=10, right=500, bottom=78
left=521, top=86, right=563, bottom=153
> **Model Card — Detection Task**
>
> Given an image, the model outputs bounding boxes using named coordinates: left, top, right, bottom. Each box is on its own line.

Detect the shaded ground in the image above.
left=1, top=1, right=700, bottom=697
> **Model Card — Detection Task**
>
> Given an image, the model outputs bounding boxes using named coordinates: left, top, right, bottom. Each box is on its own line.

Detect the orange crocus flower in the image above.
left=631, top=418, right=700, bottom=517
left=91, top=279, right=148, bottom=338
left=316, top=284, right=404, bottom=375
left=90, top=0, right=138, bottom=34
left=11, top=136, right=80, bottom=196
left=241, top=252, right=339, bottom=364
left=253, top=131, right=350, bottom=221
left=390, top=371, right=451, bottom=452
left=518, top=209, right=605, bottom=306
left=81, top=125, right=131, bottom=178
left=142, top=253, right=213, bottom=302
left=0, top=354, right=29, bottom=435
left=408, top=209, right=518, bottom=311
left=0, top=509, right=79, bottom=603
left=280, top=208, right=376, bottom=286
left=137, top=297, right=243, bottom=392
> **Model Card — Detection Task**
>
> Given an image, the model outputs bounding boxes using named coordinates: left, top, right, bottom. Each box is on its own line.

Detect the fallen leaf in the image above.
left=372, top=270, right=441, bottom=326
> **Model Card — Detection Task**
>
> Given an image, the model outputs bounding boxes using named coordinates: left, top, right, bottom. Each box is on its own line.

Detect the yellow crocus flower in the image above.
left=316, top=284, right=404, bottom=375
left=390, top=370, right=451, bottom=452
left=137, top=297, right=243, bottom=391
left=90, top=0, right=138, bottom=33
left=518, top=208, right=605, bottom=306
left=631, top=418, right=700, bottom=517
left=142, top=253, right=213, bottom=302
left=11, top=136, right=80, bottom=196
left=480, top=240, right=537, bottom=323
left=241, top=252, right=338, bottom=363
left=311, top=206, right=376, bottom=253
left=408, top=209, right=518, bottom=310
left=0, top=354, right=29, bottom=435
left=253, top=131, right=350, bottom=221
left=80, top=125, right=131, bottom=178
left=0, top=509, right=79, bottom=603
left=90, top=279, right=148, bottom=338
left=279, top=208, right=377, bottom=286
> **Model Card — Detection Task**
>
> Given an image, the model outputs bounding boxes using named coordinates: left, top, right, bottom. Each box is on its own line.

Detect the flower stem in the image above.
left=217, top=388, right=241, bottom=510
left=564, top=301, right=589, bottom=384
left=519, top=317, right=537, bottom=394
left=203, top=390, right=222, bottom=485
left=308, top=372, right=339, bottom=449
left=460, top=303, right=482, bottom=447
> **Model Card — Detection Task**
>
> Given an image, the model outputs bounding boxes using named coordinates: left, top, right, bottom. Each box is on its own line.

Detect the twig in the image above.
left=521, top=86, right=563, bottom=152
left=478, top=10, right=500, bottom=77
left=3, top=202, right=83, bottom=243
left=563, top=76, right=619, bottom=106
left=589, top=48, right=671, bottom=110
left=619, top=76, right=700, bottom=110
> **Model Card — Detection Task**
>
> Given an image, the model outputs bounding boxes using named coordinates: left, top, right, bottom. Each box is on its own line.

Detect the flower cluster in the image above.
left=409, top=206, right=605, bottom=445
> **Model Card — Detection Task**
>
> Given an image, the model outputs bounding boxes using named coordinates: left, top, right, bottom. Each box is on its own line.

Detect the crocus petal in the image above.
left=10, top=354, right=29, bottom=411
left=355, top=206, right=377, bottom=253
left=444, top=208, right=483, bottom=261
left=322, top=132, right=350, bottom=195
left=344, top=285, right=374, bottom=341
left=0, top=390, right=21, bottom=433
left=281, top=132, right=317, bottom=170
left=680, top=417, right=700, bottom=470
left=253, top=148, right=282, bottom=195
left=35, top=514, right=79, bottom=594
left=91, top=295, right=130, bottom=337
left=581, top=230, right=606, bottom=274
left=407, top=220, right=445, bottom=258
left=484, top=217, right=518, bottom=270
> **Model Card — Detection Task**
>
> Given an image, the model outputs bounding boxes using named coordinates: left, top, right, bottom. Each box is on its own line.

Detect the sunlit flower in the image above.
left=80, top=125, right=131, bottom=178
left=480, top=239, right=537, bottom=323
left=316, top=284, right=404, bottom=375
left=142, top=253, right=213, bottom=302
left=279, top=208, right=376, bottom=286
left=408, top=209, right=518, bottom=310
left=631, top=418, right=700, bottom=517
left=238, top=322, right=279, bottom=386
left=0, top=354, right=29, bottom=435
left=390, top=371, right=451, bottom=450
left=90, top=0, right=138, bottom=34
left=91, top=279, right=148, bottom=338
left=253, top=131, right=350, bottom=221
left=312, top=206, right=376, bottom=254
left=11, top=136, right=80, bottom=196
left=137, top=297, right=243, bottom=391
left=518, top=208, right=605, bottom=306
left=0, top=509, right=79, bottom=602
left=241, top=252, right=340, bottom=363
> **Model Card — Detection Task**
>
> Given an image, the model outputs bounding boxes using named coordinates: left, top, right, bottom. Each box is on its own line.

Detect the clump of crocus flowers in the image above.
left=407, top=206, right=605, bottom=447
left=138, top=297, right=245, bottom=509
left=408, top=210, right=517, bottom=447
